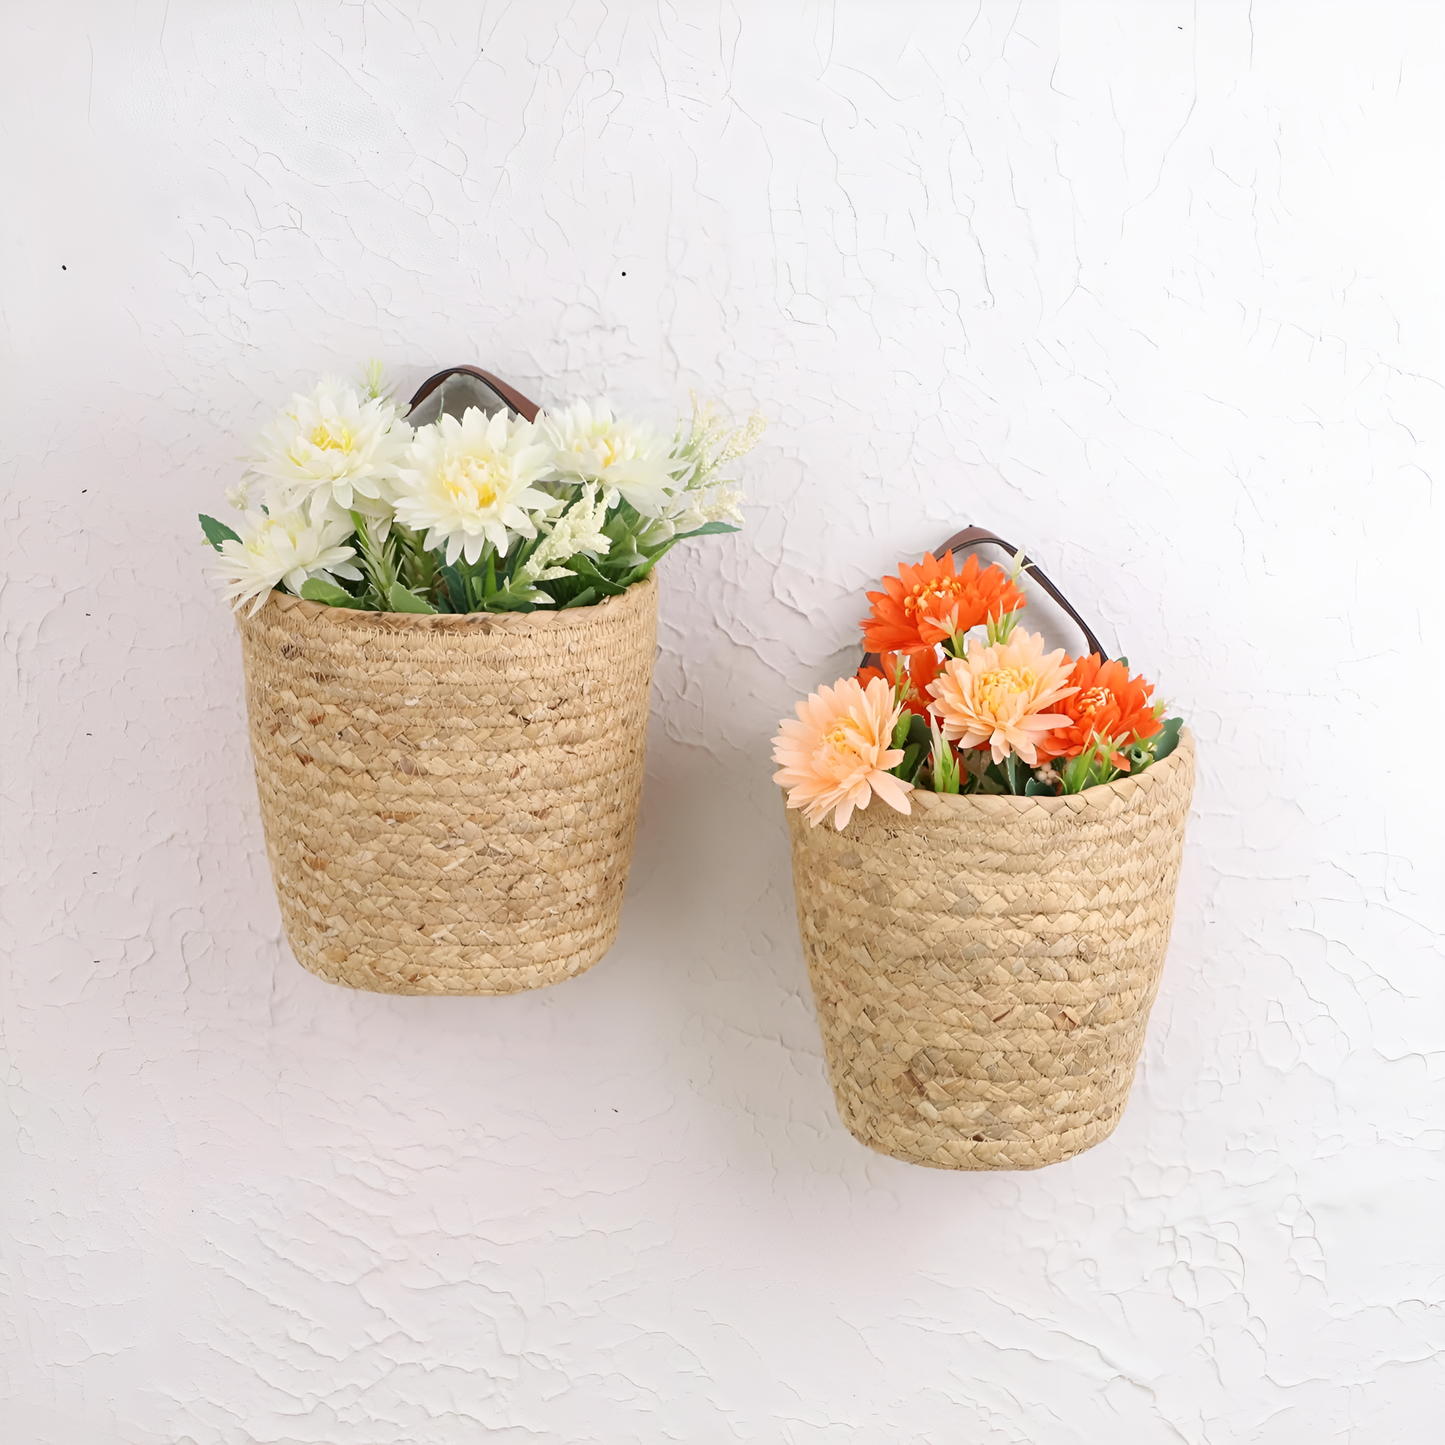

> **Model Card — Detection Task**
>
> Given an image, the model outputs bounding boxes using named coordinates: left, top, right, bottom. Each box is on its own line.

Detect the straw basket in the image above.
left=234, top=366, right=658, bottom=995
left=786, top=527, right=1194, bottom=1169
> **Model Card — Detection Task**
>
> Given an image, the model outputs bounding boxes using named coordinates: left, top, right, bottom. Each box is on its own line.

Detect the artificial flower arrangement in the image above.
left=207, top=361, right=765, bottom=999
left=200, top=361, right=764, bottom=617
left=775, top=533, right=1196, bottom=1172
left=774, top=547, right=1184, bottom=830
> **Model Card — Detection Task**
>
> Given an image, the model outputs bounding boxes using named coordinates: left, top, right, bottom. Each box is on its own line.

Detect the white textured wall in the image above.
left=4, top=3, right=1443, bottom=1441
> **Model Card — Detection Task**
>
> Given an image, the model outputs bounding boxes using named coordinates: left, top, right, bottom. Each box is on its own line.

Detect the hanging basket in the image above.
left=235, top=368, right=658, bottom=995
left=786, top=527, right=1195, bottom=1169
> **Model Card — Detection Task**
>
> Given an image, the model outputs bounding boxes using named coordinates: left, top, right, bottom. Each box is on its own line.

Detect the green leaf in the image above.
left=906, top=713, right=931, bottom=749
left=1025, top=778, right=1056, bottom=797
left=1115, top=655, right=1129, bottom=669
left=438, top=563, right=467, bottom=611
left=672, top=520, right=741, bottom=540
left=896, top=742, right=926, bottom=783
left=299, top=578, right=363, bottom=608
left=1122, top=743, right=1152, bottom=774
left=621, top=559, right=661, bottom=585
left=387, top=581, right=437, bottom=614
left=632, top=533, right=678, bottom=570
left=569, top=556, right=628, bottom=596
left=1059, top=751, right=1088, bottom=794
left=395, top=523, right=437, bottom=594
left=932, top=756, right=961, bottom=793
left=479, top=588, right=534, bottom=614
left=1003, top=754, right=1029, bottom=795
left=199, top=513, right=241, bottom=550
left=890, top=714, right=913, bottom=750
left=1152, top=716, right=1183, bottom=763
left=604, top=499, right=645, bottom=538
left=561, top=587, right=600, bottom=610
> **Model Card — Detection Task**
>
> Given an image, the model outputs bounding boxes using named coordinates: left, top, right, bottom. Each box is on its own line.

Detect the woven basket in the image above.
left=786, top=527, right=1195, bottom=1169
left=234, top=366, right=658, bottom=995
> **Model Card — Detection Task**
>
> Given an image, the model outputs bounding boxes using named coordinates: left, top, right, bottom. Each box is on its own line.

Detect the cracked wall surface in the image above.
left=2, top=2, right=1442, bottom=1441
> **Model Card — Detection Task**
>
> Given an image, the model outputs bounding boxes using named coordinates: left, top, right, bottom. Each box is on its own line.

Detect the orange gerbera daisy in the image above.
left=861, top=551, right=1025, bottom=655
left=856, top=647, right=941, bottom=718
left=1037, top=655, right=1161, bottom=768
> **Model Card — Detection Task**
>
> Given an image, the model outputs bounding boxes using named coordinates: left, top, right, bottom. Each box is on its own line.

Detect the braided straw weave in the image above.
left=236, top=577, right=657, bottom=995
left=786, top=730, right=1194, bottom=1170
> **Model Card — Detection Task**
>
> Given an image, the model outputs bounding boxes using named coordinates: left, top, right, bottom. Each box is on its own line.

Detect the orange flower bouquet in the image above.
left=773, top=543, right=1183, bottom=829
left=775, top=527, right=1195, bottom=1171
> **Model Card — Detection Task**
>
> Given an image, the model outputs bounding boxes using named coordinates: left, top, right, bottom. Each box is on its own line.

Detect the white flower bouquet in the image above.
left=206, top=363, right=765, bottom=997
left=201, top=362, right=764, bottom=617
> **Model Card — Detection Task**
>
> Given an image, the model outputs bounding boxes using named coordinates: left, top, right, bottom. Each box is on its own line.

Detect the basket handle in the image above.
left=861, top=524, right=1108, bottom=669
left=407, top=365, right=541, bottom=423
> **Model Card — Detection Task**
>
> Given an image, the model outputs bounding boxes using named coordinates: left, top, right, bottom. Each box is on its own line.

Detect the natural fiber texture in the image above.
left=786, top=731, right=1194, bottom=1170
left=236, top=577, right=657, bottom=995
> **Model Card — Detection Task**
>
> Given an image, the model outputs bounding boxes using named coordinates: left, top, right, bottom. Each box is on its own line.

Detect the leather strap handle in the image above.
left=408, top=365, right=540, bottom=423
left=862, top=524, right=1108, bottom=669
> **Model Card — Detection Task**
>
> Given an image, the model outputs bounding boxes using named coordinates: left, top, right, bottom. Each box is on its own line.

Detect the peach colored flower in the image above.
left=927, top=629, right=1077, bottom=766
left=772, top=675, right=914, bottom=830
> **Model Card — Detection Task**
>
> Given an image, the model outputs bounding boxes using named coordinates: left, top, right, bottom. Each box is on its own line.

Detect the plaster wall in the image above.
left=3, top=3, right=1443, bottom=1441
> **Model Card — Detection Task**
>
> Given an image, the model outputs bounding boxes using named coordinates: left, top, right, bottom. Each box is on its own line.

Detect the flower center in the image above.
left=568, top=432, right=628, bottom=470
left=977, top=665, right=1035, bottom=711
left=815, top=720, right=866, bottom=774
left=443, top=454, right=501, bottom=510
left=310, top=420, right=355, bottom=452
left=1078, top=685, right=1114, bottom=715
left=903, top=577, right=963, bottom=619
left=246, top=516, right=288, bottom=555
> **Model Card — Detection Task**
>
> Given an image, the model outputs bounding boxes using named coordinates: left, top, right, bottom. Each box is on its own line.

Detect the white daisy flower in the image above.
left=540, top=399, right=680, bottom=519
left=247, top=374, right=413, bottom=526
left=208, top=508, right=363, bottom=616
left=392, top=407, right=554, bottom=565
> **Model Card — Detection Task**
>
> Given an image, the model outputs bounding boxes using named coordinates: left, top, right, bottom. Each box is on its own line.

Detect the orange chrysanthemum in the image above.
left=1037, top=655, right=1161, bottom=768
left=861, top=551, right=1026, bottom=655
left=856, top=647, right=941, bottom=718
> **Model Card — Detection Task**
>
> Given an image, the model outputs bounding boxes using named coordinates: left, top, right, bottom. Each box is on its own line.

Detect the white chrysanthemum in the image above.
left=247, top=374, right=413, bottom=525
left=519, top=482, right=618, bottom=584
left=392, top=407, right=554, bottom=565
left=541, top=399, right=680, bottom=519
left=208, top=508, right=362, bottom=616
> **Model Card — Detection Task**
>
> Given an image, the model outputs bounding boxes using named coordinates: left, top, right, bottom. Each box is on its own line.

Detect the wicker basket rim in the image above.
left=245, top=571, right=656, bottom=634
left=786, top=726, right=1194, bottom=826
